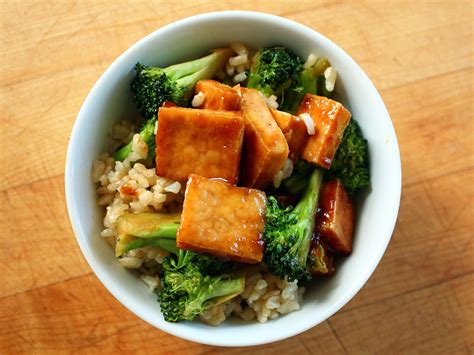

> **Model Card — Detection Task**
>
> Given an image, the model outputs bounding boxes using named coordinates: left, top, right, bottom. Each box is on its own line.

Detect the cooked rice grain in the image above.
left=230, top=42, right=249, bottom=56
left=303, top=53, right=318, bottom=69
left=300, top=113, right=315, bottom=135
left=233, top=71, right=247, bottom=83
left=140, top=274, right=161, bottom=291
left=265, top=94, right=279, bottom=109
left=324, top=66, right=337, bottom=92
left=224, top=42, right=253, bottom=83
left=191, top=91, right=205, bottom=107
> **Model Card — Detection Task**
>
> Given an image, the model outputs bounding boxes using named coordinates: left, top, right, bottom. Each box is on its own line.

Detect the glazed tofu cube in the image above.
left=195, top=80, right=241, bottom=111
left=316, top=179, right=354, bottom=254
left=155, top=107, right=244, bottom=184
left=270, top=108, right=309, bottom=162
left=239, top=88, right=289, bottom=188
left=298, top=94, right=351, bottom=169
left=177, top=174, right=266, bottom=263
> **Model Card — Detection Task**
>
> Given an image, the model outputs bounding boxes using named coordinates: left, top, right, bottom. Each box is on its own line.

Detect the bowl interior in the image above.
left=66, top=11, right=401, bottom=347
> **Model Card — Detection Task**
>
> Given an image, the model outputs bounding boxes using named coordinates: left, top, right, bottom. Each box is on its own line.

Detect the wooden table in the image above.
left=1, top=1, right=472, bottom=353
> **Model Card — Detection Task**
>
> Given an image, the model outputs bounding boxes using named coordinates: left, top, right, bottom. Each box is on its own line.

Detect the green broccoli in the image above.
left=114, top=212, right=241, bottom=322
left=158, top=250, right=245, bottom=322
left=280, top=57, right=331, bottom=114
left=264, top=167, right=324, bottom=281
left=114, top=49, right=232, bottom=161
left=246, top=46, right=302, bottom=98
left=316, top=74, right=332, bottom=98
left=115, top=212, right=181, bottom=256
left=282, top=160, right=314, bottom=196
left=328, top=119, right=370, bottom=195
left=114, top=118, right=156, bottom=162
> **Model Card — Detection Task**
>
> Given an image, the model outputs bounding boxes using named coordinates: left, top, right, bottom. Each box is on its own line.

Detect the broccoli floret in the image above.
left=114, top=49, right=232, bottom=161
left=328, top=119, right=370, bottom=195
left=247, top=46, right=302, bottom=98
left=187, top=252, right=233, bottom=276
left=158, top=250, right=245, bottom=322
left=280, top=57, right=331, bottom=114
left=264, top=168, right=324, bottom=281
left=132, top=49, right=232, bottom=120
left=115, top=212, right=240, bottom=322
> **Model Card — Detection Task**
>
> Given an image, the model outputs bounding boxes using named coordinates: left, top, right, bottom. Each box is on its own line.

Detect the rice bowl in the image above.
left=65, top=11, right=401, bottom=346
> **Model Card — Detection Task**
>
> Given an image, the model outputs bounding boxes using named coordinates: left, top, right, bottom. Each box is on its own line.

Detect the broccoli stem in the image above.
left=283, top=172, right=308, bottom=195
left=208, top=278, right=245, bottom=299
left=121, top=236, right=179, bottom=255
left=317, top=75, right=331, bottom=98
left=176, top=248, right=190, bottom=267
left=282, top=68, right=316, bottom=114
left=291, top=168, right=324, bottom=267
left=246, top=72, right=262, bottom=90
left=114, top=118, right=156, bottom=162
left=186, top=277, right=245, bottom=318
left=164, top=49, right=231, bottom=84
left=281, top=57, right=331, bottom=114
left=141, top=222, right=179, bottom=239
left=116, top=222, right=179, bottom=256
left=264, top=167, right=324, bottom=281
left=115, top=213, right=181, bottom=256
left=283, top=160, right=314, bottom=195
left=202, top=277, right=245, bottom=306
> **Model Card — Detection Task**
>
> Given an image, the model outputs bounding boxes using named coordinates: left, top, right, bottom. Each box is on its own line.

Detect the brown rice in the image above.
left=201, top=269, right=304, bottom=325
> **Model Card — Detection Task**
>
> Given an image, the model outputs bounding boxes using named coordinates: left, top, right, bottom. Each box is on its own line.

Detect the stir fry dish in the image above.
left=92, top=43, right=370, bottom=325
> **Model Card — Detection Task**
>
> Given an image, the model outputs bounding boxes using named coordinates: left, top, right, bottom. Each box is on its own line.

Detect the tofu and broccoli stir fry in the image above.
left=92, top=43, right=370, bottom=325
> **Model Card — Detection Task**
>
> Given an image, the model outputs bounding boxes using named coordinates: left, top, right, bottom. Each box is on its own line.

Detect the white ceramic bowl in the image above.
left=65, top=11, right=401, bottom=347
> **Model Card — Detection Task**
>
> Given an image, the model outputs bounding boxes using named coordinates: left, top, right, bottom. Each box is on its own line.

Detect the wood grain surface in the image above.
left=1, top=1, right=473, bottom=353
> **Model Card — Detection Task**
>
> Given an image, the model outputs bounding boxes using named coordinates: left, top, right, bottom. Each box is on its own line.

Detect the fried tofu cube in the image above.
left=155, top=107, right=244, bottom=184
left=177, top=174, right=266, bottom=263
left=298, top=94, right=351, bottom=169
left=239, top=88, right=289, bottom=188
left=316, top=179, right=355, bottom=254
left=270, top=108, right=309, bottom=162
left=195, top=79, right=241, bottom=111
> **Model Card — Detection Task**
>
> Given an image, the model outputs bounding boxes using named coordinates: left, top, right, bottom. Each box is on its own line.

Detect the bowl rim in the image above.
left=65, top=10, right=402, bottom=347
